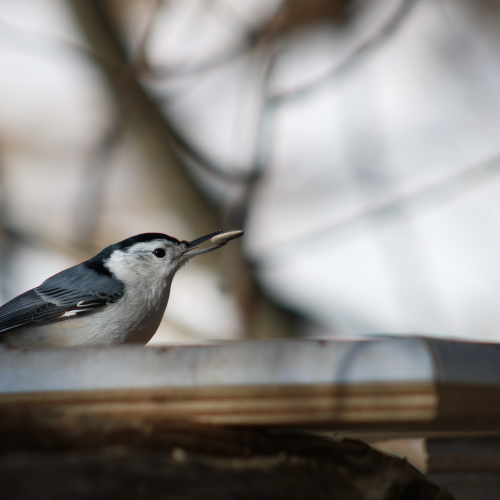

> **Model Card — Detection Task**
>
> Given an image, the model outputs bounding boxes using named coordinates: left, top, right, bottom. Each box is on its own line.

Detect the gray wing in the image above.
left=0, top=262, right=124, bottom=335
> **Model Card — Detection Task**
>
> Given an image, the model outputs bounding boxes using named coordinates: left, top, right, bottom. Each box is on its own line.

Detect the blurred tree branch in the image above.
left=269, top=0, right=417, bottom=103
left=68, top=1, right=220, bottom=234
left=148, top=0, right=355, bottom=82
left=256, top=153, right=500, bottom=267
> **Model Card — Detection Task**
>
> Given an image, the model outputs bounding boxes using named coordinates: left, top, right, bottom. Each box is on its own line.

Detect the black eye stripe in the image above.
left=153, top=248, right=166, bottom=258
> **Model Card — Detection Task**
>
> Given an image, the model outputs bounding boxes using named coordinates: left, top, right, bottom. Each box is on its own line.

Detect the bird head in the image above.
left=91, top=230, right=243, bottom=287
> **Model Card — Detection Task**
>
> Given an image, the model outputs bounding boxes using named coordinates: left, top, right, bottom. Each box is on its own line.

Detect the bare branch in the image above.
left=255, top=153, right=500, bottom=266
left=129, top=0, right=162, bottom=73
left=149, top=41, right=252, bottom=80
left=0, top=16, right=122, bottom=73
left=269, top=0, right=418, bottom=104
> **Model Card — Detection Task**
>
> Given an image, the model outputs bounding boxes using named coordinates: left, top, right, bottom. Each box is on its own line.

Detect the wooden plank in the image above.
left=0, top=381, right=435, bottom=403
left=1, top=340, right=500, bottom=433
left=0, top=382, right=438, bottom=426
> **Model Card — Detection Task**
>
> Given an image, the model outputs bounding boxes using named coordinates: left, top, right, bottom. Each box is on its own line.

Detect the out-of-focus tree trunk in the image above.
left=68, top=0, right=298, bottom=339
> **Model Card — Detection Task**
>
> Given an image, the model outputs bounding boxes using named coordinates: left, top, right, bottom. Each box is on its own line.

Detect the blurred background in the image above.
left=1, top=0, right=500, bottom=345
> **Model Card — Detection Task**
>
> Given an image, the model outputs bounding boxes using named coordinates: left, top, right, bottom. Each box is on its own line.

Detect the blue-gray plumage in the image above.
left=0, top=230, right=243, bottom=348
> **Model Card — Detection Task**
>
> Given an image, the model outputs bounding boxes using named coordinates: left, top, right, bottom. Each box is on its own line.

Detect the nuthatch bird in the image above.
left=0, top=230, right=243, bottom=348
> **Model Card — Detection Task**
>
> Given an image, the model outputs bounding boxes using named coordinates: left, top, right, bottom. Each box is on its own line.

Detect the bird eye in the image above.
left=153, top=248, right=166, bottom=258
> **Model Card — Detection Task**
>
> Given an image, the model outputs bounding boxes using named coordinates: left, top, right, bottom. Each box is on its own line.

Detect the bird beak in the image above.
left=181, top=230, right=243, bottom=258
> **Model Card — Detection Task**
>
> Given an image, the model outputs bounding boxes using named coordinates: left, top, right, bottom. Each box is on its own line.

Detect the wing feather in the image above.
left=0, top=289, right=109, bottom=334
left=0, top=261, right=125, bottom=336
left=0, top=290, right=43, bottom=332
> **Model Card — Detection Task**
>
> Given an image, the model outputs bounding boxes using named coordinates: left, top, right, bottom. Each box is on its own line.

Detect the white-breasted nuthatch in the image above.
left=0, top=230, right=243, bottom=348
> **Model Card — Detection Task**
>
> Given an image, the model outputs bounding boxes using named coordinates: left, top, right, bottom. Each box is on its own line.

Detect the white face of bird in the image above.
left=104, top=240, right=187, bottom=287
left=102, top=230, right=243, bottom=288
